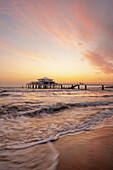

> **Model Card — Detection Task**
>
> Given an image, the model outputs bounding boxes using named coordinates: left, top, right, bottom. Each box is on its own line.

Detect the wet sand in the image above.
left=54, top=127, right=113, bottom=170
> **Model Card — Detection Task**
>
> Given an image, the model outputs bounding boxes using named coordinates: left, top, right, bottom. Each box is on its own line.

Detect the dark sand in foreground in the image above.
left=54, top=127, right=113, bottom=170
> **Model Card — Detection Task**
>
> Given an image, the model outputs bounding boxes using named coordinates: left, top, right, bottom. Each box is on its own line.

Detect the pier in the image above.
left=25, top=77, right=113, bottom=90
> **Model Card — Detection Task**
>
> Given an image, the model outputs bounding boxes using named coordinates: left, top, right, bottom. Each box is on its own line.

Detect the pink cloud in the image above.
left=84, top=50, right=113, bottom=74
left=0, top=0, right=81, bottom=45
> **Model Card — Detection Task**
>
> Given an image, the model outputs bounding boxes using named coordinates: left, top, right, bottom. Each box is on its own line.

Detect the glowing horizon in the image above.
left=0, top=0, right=113, bottom=86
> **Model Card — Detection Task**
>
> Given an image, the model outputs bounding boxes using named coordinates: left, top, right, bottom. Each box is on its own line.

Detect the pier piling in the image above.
left=102, top=85, right=104, bottom=90
left=85, top=85, right=87, bottom=90
left=78, top=85, right=80, bottom=89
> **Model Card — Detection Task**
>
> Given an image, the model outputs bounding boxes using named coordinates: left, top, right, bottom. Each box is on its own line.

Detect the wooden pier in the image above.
left=25, top=77, right=113, bottom=90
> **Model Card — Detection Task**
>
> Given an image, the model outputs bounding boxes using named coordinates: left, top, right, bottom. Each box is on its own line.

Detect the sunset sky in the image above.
left=0, top=0, right=113, bottom=86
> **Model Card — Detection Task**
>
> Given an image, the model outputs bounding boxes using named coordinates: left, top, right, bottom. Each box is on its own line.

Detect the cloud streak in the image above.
left=0, top=41, right=56, bottom=62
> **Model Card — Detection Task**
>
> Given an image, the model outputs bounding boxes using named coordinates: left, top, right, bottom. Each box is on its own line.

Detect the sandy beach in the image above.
left=54, top=127, right=113, bottom=170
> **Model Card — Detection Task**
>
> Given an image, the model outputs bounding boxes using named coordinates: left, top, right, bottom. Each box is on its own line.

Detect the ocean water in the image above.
left=0, top=86, right=113, bottom=169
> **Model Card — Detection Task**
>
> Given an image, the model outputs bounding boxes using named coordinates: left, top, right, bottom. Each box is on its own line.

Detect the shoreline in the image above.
left=53, top=127, right=113, bottom=170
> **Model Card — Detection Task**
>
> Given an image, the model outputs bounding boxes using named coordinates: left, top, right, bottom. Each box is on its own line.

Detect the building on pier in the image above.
left=37, top=77, right=55, bottom=84
left=26, top=77, right=58, bottom=89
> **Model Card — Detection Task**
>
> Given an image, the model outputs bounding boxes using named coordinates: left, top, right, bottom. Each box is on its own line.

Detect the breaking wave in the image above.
left=1, top=100, right=113, bottom=118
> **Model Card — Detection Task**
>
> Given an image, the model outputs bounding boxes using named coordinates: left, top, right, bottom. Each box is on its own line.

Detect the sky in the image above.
left=0, top=0, right=113, bottom=86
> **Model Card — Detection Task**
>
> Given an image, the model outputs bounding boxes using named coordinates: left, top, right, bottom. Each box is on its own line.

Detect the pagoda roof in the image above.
left=38, top=77, right=53, bottom=80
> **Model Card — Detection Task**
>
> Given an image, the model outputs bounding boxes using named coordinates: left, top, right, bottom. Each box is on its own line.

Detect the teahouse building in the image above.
left=37, top=77, right=55, bottom=84
left=26, top=77, right=58, bottom=89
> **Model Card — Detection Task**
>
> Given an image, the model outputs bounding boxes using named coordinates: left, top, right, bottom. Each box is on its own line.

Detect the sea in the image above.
left=0, top=85, right=113, bottom=170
